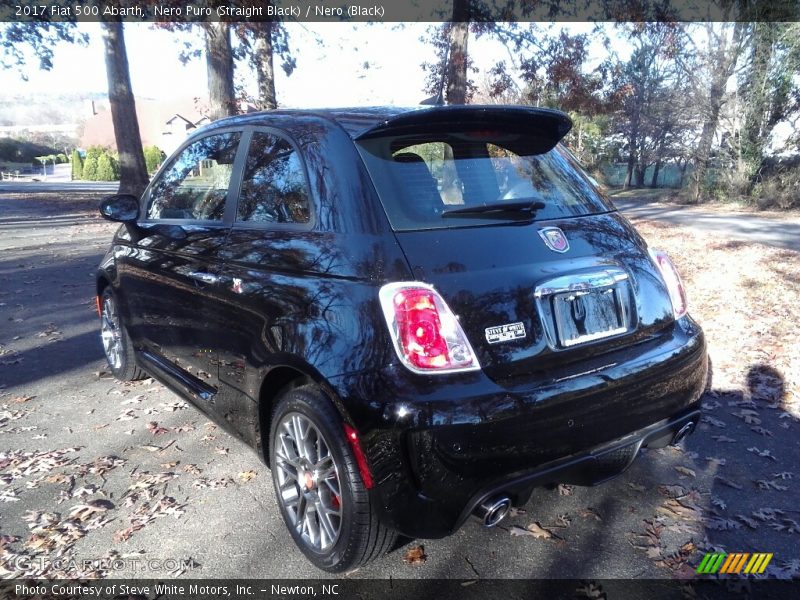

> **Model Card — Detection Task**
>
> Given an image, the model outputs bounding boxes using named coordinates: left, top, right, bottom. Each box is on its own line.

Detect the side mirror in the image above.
left=100, top=194, right=140, bottom=223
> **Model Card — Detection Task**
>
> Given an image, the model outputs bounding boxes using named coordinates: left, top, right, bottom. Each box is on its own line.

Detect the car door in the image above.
left=207, top=127, right=318, bottom=443
left=120, top=129, right=246, bottom=407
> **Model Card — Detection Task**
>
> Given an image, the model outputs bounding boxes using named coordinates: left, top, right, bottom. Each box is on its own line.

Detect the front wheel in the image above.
left=99, top=288, right=146, bottom=381
left=270, top=385, right=396, bottom=572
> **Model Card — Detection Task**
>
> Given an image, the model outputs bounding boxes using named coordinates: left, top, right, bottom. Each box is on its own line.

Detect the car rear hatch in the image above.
left=354, top=106, right=678, bottom=386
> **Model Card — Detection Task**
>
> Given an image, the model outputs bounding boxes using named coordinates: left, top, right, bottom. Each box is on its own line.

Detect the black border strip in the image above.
left=2, top=0, right=799, bottom=23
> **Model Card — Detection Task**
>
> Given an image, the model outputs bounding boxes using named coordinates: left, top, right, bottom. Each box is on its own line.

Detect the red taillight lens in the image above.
left=649, top=248, right=687, bottom=318
left=379, top=283, right=480, bottom=374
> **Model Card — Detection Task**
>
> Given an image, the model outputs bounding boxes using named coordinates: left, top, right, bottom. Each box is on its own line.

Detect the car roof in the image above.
left=206, top=105, right=571, bottom=140
left=208, top=106, right=411, bottom=138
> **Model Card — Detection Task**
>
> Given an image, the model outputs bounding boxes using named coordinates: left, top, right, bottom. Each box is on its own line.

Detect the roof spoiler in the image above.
left=354, top=105, right=573, bottom=154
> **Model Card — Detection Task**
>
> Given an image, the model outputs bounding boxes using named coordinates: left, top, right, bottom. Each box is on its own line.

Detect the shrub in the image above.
left=143, top=145, right=165, bottom=175
left=70, top=150, right=83, bottom=180
left=82, top=155, right=98, bottom=181
left=95, top=152, right=118, bottom=181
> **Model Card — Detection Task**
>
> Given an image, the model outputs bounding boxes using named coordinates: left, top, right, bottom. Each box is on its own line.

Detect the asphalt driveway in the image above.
left=1, top=188, right=798, bottom=580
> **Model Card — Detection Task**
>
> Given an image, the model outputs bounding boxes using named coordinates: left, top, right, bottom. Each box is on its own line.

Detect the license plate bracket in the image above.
left=552, top=286, right=627, bottom=347
left=534, top=267, right=633, bottom=350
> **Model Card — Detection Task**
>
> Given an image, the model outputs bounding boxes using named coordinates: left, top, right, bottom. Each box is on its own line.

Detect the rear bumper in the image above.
left=329, top=317, right=708, bottom=539
left=454, top=406, right=699, bottom=531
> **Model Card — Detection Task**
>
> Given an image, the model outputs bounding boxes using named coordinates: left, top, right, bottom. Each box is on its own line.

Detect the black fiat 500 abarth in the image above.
left=97, top=105, right=708, bottom=572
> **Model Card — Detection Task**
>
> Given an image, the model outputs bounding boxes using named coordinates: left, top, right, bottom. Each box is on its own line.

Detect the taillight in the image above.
left=649, top=248, right=687, bottom=319
left=379, top=282, right=480, bottom=374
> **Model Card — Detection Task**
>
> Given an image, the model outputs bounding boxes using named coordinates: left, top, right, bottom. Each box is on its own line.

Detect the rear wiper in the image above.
left=441, top=200, right=545, bottom=219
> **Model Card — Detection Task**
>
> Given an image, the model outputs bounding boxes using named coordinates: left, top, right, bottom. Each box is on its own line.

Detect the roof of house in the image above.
left=80, top=97, right=208, bottom=150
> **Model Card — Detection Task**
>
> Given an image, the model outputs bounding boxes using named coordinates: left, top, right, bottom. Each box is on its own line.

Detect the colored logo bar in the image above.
left=696, top=552, right=773, bottom=574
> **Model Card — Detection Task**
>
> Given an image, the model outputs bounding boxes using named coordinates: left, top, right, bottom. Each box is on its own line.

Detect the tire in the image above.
left=99, top=288, right=146, bottom=382
left=269, top=384, right=396, bottom=572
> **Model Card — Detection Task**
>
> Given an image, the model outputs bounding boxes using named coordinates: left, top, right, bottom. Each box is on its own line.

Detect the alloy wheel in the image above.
left=274, top=412, right=343, bottom=553
left=100, top=295, right=123, bottom=370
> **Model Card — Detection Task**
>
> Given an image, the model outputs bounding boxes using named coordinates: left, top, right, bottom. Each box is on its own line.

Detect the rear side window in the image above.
left=236, top=131, right=310, bottom=224
left=147, top=132, right=241, bottom=221
left=356, top=132, right=613, bottom=231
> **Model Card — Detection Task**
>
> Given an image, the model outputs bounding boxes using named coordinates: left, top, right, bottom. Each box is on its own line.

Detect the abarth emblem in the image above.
left=538, top=227, right=569, bottom=253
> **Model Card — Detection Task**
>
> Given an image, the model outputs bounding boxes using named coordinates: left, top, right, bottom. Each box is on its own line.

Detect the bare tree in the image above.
left=100, top=22, right=148, bottom=196
left=682, top=23, right=745, bottom=202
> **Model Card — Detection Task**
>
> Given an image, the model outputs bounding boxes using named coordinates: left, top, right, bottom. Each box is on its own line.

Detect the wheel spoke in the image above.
left=315, top=500, right=337, bottom=546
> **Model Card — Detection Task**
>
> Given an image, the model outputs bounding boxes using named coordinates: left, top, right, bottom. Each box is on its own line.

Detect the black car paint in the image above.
left=98, top=106, right=707, bottom=540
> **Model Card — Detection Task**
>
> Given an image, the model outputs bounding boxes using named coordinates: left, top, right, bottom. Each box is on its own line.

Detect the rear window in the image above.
left=356, top=132, right=613, bottom=231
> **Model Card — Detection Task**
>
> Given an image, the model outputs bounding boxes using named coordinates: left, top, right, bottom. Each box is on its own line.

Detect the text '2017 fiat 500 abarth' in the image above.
left=97, top=105, right=708, bottom=572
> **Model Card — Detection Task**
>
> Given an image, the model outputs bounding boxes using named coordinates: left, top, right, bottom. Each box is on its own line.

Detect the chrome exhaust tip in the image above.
left=672, top=421, right=696, bottom=445
left=474, top=496, right=512, bottom=527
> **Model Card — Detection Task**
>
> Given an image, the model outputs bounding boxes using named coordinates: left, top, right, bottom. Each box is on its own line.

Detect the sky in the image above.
left=0, top=22, right=602, bottom=108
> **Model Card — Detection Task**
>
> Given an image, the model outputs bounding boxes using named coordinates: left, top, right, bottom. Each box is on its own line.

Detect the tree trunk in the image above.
left=100, top=22, right=148, bottom=197
left=678, top=157, right=689, bottom=187
left=253, top=23, right=277, bottom=110
left=624, top=148, right=635, bottom=189
left=445, top=0, right=469, bottom=105
left=205, top=22, right=236, bottom=121
left=689, top=23, right=744, bottom=203
left=650, top=160, right=662, bottom=188
left=650, top=127, right=670, bottom=188
left=635, top=164, right=646, bottom=187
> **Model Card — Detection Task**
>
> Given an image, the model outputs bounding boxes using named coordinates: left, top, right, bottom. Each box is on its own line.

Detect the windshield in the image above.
left=356, top=131, right=614, bottom=231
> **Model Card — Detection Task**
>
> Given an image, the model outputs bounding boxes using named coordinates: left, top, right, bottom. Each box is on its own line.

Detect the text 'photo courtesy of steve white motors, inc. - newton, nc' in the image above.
left=15, top=582, right=341, bottom=598
left=14, top=3, right=386, bottom=19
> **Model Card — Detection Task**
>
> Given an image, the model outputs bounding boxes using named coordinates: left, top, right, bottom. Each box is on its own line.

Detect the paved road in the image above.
left=0, top=191, right=797, bottom=581
left=612, top=198, right=800, bottom=252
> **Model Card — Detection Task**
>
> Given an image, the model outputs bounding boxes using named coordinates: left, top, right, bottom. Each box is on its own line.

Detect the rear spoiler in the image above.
left=354, top=105, right=573, bottom=154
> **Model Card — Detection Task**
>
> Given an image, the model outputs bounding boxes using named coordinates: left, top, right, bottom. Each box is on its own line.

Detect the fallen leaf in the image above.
left=515, top=522, right=555, bottom=539
left=674, top=466, right=696, bottom=478
left=402, top=545, right=427, bottom=565
left=751, top=426, right=773, bottom=437
left=657, top=498, right=703, bottom=521
left=701, top=415, right=726, bottom=428
left=715, top=476, right=743, bottom=490
left=732, top=409, right=761, bottom=425
left=579, top=507, right=602, bottom=522
left=705, top=516, right=741, bottom=531
left=658, top=484, right=688, bottom=498
left=756, top=479, right=788, bottom=491
left=752, top=508, right=784, bottom=521
left=146, top=421, right=169, bottom=436
left=238, top=470, right=257, bottom=483
left=555, top=513, right=571, bottom=527
left=737, top=514, right=759, bottom=529
left=711, top=496, right=727, bottom=511
left=748, top=447, right=778, bottom=461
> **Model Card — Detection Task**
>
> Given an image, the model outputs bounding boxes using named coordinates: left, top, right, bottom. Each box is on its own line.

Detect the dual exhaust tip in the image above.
left=473, top=495, right=512, bottom=527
